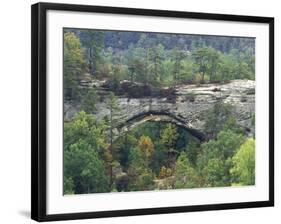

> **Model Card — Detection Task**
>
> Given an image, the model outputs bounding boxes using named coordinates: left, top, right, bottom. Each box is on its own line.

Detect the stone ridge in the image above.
left=64, top=79, right=255, bottom=138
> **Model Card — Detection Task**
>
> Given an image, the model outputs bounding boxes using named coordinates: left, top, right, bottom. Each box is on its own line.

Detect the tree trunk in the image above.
left=109, top=108, right=113, bottom=188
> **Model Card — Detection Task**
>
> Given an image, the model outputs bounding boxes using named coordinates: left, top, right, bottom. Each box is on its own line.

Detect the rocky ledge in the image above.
left=65, top=79, right=255, bottom=138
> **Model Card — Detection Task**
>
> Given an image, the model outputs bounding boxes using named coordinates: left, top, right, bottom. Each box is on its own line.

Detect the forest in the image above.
left=63, top=28, right=255, bottom=194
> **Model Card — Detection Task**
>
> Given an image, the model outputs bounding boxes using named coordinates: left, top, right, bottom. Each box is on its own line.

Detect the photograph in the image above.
left=63, top=28, right=256, bottom=195
left=31, top=2, right=274, bottom=221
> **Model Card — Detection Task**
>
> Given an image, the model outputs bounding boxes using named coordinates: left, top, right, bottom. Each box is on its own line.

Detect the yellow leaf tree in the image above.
left=138, top=135, right=154, bottom=164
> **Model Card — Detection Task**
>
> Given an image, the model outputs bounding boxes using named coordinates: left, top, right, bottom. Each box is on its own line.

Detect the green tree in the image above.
left=106, top=92, right=120, bottom=186
left=64, top=111, right=108, bottom=154
left=160, top=124, right=179, bottom=150
left=63, top=32, right=85, bottom=100
left=160, top=124, right=179, bottom=166
left=127, top=147, right=155, bottom=191
left=183, top=138, right=200, bottom=166
left=192, top=47, right=220, bottom=83
left=218, top=52, right=239, bottom=82
left=64, top=111, right=109, bottom=194
left=148, top=44, right=165, bottom=85
left=198, top=129, right=245, bottom=187
left=228, top=49, right=254, bottom=80
left=64, top=139, right=110, bottom=194
left=125, top=45, right=151, bottom=85
left=206, top=48, right=220, bottom=82
left=108, top=53, right=127, bottom=91
left=114, top=133, right=137, bottom=168
left=192, top=47, right=209, bottom=83
left=63, top=177, right=74, bottom=194
left=171, top=47, right=185, bottom=86
left=132, top=169, right=155, bottom=191
left=80, top=88, right=98, bottom=113
left=107, top=92, right=120, bottom=147
left=204, top=102, right=233, bottom=139
left=178, top=58, right=195, bottom=83
left=80, top=30, right=104, bottom=76
left=174, top=152, right=198, bottom=188
left=230, top=138, right=255, bottom=185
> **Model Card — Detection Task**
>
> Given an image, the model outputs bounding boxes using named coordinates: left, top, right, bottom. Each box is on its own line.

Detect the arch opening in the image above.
left=112, top=119, right=202, bottom=184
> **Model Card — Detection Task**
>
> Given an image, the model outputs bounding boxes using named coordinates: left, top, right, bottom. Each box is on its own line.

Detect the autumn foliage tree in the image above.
left=160, top=124, right=179, bottom=167
left=63, top=32, right=85, bottom=100
left=138, top=135, right=154, bottom=165
left=127, top=139, right=155, bottom=191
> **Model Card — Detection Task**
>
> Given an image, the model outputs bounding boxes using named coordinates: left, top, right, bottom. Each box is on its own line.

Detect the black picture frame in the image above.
left=31, top=2, right=274, bottom=222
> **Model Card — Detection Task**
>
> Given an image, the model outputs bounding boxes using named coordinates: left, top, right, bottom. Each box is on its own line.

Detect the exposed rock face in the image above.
left=64, top=80, right=255, bottom=139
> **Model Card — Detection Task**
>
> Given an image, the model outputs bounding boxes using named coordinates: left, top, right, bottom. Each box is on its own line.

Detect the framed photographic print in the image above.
left=31, top=2, right=274, bottom=222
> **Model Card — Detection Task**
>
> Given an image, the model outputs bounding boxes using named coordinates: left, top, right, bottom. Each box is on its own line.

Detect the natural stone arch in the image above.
left=65, top=80, right=255, bottom=139
left=114, top=111, right=206, bottom=141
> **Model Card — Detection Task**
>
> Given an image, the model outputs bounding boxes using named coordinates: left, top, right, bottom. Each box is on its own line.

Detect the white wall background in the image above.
left=0, top=0, right=279, bottom=223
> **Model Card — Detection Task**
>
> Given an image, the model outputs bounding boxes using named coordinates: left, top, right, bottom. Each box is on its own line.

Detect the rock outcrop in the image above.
left=64, top=79, right=255, bottom=140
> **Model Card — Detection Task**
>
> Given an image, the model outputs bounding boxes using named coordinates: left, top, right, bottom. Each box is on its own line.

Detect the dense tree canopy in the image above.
left=64, top=108, right=255, bottom=193
left=64, top=28, right=255, bottom=94
left=64, top=111, right=109, bottom=194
